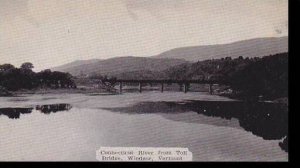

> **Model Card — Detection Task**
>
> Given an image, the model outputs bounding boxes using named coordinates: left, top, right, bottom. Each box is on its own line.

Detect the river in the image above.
left=0, top=92, right=288, bottom=161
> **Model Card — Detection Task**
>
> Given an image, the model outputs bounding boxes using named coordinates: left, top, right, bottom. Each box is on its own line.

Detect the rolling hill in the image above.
left=53, top=59, right=102, bottom=72
left=52, top=57, right=188, bottom=77
left=52, top=36, right=288, bottom=77
left=154, top=36, right=288, bottom=61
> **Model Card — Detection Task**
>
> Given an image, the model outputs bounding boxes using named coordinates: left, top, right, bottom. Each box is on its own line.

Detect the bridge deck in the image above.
left=102, top=79, right=225, bottom=84
left=97, top=79, right=224, bottom=94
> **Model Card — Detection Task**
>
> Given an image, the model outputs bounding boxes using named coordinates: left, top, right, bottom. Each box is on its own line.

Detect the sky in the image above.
left=0, top=0, right=288, bottom=71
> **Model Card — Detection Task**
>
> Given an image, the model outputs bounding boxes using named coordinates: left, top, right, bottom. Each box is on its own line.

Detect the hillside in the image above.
left=154, top=36, right=288, bottom=61
left=52, top=36, right=287, bottom=78
left=52, top=57, right=188, bottom=77
left=52, top=59, right=102, bottom=72
left=163, top=52, right=288, bottom=100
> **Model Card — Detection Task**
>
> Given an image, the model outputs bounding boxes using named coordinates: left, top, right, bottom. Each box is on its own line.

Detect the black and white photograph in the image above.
left=0, top=0, right=288, bottom=162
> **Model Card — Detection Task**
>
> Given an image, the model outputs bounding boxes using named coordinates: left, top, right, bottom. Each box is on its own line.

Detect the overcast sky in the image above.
left=0, top=0, right=288, bottom=71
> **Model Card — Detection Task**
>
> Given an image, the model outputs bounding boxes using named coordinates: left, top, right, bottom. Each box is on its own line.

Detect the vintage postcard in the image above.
left=0, top=0, right=288, bottom=162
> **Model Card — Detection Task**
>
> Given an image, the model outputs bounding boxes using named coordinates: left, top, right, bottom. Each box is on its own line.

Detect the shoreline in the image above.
left=8, top=88, right=114, bottom=95
left=3, top=88, right=288, bottom=104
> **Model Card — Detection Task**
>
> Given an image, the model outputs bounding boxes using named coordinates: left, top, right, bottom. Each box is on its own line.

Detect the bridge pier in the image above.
left=208, top=84, right=213, bottom=95
left=161, top=83, right=164, bottom=92
left=119, top=82, right=122, bottom=93
left=139, top=82, right=142, bottom=93
left=179, top=83, right=183, bottom=91
left=184, top=83, right=188, bottom=93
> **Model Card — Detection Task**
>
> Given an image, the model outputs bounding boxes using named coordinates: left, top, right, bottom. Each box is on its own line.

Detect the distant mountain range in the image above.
left=52, top=36, right=288, bottom=77
left=52, top=57, right=188, bottom=76
left=55, top=59, right=102, bottom=71
left=154, top=36, right=288, bottom=61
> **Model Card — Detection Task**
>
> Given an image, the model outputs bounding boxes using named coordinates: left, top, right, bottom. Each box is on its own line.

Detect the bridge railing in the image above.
left=97, top=79, right=229, bottom=94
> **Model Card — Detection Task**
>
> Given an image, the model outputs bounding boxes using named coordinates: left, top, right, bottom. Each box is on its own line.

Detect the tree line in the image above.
left=164, top=53, right=288, bottom=100
left=0, top=62, right=76, bottom=91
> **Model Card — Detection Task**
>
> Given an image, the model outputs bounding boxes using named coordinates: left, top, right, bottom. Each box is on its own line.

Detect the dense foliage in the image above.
left=0, top=63, right=76, bottom=91
left=164, top=53, right=288, bottom=100
left=165, top=56, right=260, bottom=81
left=229, top=53, right=288, bottom=100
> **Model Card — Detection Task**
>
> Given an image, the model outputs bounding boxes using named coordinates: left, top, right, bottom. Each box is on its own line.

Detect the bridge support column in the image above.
left=184, top=83, right=187, bottom=93
left=161, top=83, right=164, bottom=92
left=139, top=82, right=142, bottom=93
left=179, top=84, right=183, bottom=91
left=119, top=82, right=122, bottom=93
left=209, top=84, right=213, bottom=95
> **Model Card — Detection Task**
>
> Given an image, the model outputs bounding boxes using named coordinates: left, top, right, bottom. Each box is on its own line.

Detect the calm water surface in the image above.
left=0, top=92, right=287, bottom=161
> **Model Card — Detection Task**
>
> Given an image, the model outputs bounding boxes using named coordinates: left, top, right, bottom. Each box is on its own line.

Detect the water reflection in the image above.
left=36, top=104, right=72, bottom=114
left=279, top=136, right=288, bottom=152
left=0, top=100, right=287, bottom=153
left=173, top=100, right=288, bottom=140
left=102, top=100, right=288, bottom=152
left=0, top=103, right=72, bottom=119
left=0, top=108, right=33, bottom=119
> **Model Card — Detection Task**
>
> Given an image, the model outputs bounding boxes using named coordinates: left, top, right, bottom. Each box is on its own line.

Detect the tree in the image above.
left=0, top=63, right=76, bottom=91
left=20, top=62, right=34, bottom=70
left=0, top=64, right=15, bottom=72
left=225, top=57, right=232, bottom=61
left=230, top=53, right=288, bottom=100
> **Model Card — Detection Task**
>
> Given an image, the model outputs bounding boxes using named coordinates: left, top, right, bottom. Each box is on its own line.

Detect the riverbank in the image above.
left=2, top=88, right=288, bottom=105
left=219, top=91, right=288, bottom=105
left=5, top=88, right=117, bottom=96
left=0, top=86, right=12, bottom=96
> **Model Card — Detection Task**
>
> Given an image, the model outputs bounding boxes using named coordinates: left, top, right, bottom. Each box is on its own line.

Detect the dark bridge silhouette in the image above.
left=101, top=79, right=228, bottom=94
